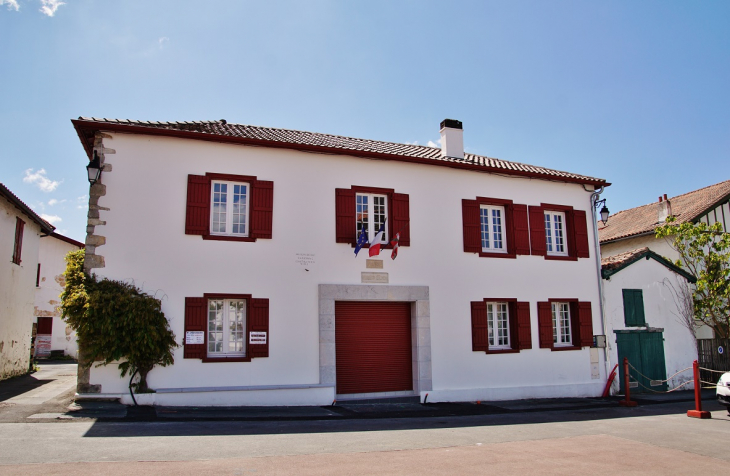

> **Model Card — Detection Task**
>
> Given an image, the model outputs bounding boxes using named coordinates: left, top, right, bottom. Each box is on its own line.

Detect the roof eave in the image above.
left=0, top=183, right=55, bottom=234
left=71, top=119, right=609, bottom=187
left=601, top=249, right=696, bottom=283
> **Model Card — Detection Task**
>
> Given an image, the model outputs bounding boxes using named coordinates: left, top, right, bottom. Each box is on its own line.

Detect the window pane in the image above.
left=373, top=195, right=387, bottom=242
left=356, top=194, right=368, bottom=237
left=480, top=208, right=490, bottom=250
left=231, top=184, right=247, bottom=235
left=491, top=209, right=503, bottom=250
left=554, top=214, right=564, bottom=253
left=212, top=183, right=227, bottom=234
left=545, top=214, right=553, bottom=252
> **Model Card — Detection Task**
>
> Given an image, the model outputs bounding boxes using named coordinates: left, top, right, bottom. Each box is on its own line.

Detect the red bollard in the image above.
left=619, top=357, right=638, bottom=407
left=687, top=359, right=711, bottom=419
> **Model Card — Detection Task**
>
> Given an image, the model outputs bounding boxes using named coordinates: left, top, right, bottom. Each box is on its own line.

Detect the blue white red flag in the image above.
left=368, top=222, right=386, bottom=257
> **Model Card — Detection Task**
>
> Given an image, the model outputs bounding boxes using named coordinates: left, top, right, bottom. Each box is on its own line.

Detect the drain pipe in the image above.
left=587, top=186, right=612, bottom=387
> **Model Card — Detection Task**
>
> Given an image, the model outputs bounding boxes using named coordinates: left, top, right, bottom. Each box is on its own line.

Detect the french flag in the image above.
left=368, top=222, right=386, bottom=257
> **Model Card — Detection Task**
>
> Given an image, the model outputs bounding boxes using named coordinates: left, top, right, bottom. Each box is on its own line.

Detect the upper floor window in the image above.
left=480, top=205, right=506, bottom=253
left=335, top=186, right=410, bottom=249
left=544, top=211, right=567, bottom=256
left=12, top=217, right=25, bottom=265
left=356, top=193, right=388, bottom=244
left=210, top=181, right=249, bottom=237
left=551, top=302, right=572, bottom=346
left=185, top=173, right=273, bottom=242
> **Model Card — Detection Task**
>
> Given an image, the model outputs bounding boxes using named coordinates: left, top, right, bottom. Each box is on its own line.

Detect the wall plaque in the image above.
left=249, top=332, right=267, bottom=344
left=185, top=331, right=204, bottom=345
left=361, top=272, right=389, bottom=284
left=366, top=259, right=383, bottom=269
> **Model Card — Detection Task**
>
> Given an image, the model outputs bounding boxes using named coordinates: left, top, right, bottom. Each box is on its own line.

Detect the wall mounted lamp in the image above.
left=595, top=198, right=610, bottom=225
left=87, top=151, right=102, bottom=185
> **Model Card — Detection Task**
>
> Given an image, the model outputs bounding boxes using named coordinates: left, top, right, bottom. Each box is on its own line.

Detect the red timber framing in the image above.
left=185, top=173, right=273, bottom=242
left=462, top=197, right=530, bottom=258
left=528, top=203, right=590, bottom=260
left=335, top=301, right=413, bottom=395
left=183, top=294, right=269, bottom=363
left=471, top=299, right=532, bottom=353
left=335, top=186, right=410, bottom=248
left=537, top=299, right=594, bottom=351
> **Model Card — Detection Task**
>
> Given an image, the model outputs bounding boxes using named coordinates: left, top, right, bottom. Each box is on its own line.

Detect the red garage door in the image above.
left=335, top=301, right=413, bottom=395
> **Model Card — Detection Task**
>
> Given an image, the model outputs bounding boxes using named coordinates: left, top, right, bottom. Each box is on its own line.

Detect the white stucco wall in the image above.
left=34, top=235, right=81, bottom=358
left=601, top=234, right=678, bottom=261
left=603, top=258, right=697, bottom=393
left=0, top=197, right=42, bottom=380
left=86, top=132, right=607, bottom=405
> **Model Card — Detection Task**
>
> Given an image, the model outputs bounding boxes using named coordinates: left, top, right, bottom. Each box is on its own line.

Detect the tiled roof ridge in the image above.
left=600, top=247, right=650, bottom=268
left=75, top=117, right=606, bottom=184
left=608, top=179, right=730, bottom=220
left=0, top=182, right=55, bottom=233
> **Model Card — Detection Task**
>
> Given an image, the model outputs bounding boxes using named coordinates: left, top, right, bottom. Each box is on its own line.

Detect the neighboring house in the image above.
left=601, top=247, right=697, bottom=394
left=599, top=180, right=730, bottom=340
left=0, top=183, right=54, bottom=380
left=72, top=117, right=610, bottom=406
left=599, top=180, right=730, bottom=259
left=34, top=232, right=84, bottom=359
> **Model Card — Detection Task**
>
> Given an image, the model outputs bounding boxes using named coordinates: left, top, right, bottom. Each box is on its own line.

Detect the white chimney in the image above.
left=658, top=193, right=672, bottom=223
left=440, top=119, right=464, bottom=160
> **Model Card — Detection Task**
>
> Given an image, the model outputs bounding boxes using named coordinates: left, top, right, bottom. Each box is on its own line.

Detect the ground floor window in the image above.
left=208, top=299, right=246, bottom=357
left=552, top=302, right=572, bottom=346
left=487, top=302, right=510, bottom=349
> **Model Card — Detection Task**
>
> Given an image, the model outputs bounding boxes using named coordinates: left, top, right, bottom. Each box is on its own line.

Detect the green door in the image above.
left=616, top=331, right=668, bottom=394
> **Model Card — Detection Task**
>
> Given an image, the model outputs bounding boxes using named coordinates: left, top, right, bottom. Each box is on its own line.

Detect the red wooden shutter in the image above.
left=12, top=217, right=24, bottom=264
left=566, top=209, right=577, bottom=258
left=184, top=297, right=206, bottom=359
left=515, top=301, right=532, bottom=350
left=391, top=192, right=410, bottom=246
left=462, top=199, right=480, bottom=253
left=577, top=301, right=593, bottom=347
left=537, top=302, right=553, bottom=348
left=471, top=301, right=489, bottom=352
left=185, top=175, right=210, bottom=236
left=513, top=204, right=530, bottom=255
left=335, top=188, right=356, bottom=244
left=37, top=317, right=53, bottom=335
left=573, top=209, right=590, bottom=258
left=529, top=206, right=546, bottom=256
left=248, top=298, right=269, bottom=358
left=250, top=180, right=274, bottom=239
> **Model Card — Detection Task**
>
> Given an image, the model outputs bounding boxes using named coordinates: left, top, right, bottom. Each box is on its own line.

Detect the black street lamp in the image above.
left=595, top=198, right=610, bottom=225
left=87, top=151, right=102, bottom=185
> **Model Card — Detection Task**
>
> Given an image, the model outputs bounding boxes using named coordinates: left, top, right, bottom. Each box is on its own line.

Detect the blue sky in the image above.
left=1, top=0, right=728, bottom=242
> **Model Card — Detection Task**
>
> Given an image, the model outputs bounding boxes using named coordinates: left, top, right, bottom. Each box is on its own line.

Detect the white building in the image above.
left=0, top=183, right=54, bottom=380
left=72, top=117, right=611, bottom=406
left=34, top=232, right=84, bottom=359
left=601, top=247, right=697, bottom=394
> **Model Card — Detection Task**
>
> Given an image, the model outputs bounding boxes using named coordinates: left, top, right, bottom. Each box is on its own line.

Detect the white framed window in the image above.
left=356, top=193, right=388, bottom=243
left=480, top=205, right=506, bottom=253
left=208, top=299, right=246, bottom=357
left=210, top=181, right=249, bottom=236
left=544, top=211, right=567, bottom=256
left=487, top=302, right=510, bottom=349
left=551, top=302, right=572, bottom=346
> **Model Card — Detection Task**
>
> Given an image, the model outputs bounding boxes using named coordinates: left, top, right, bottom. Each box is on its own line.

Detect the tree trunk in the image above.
left=136, top=368, right=151, bottom=393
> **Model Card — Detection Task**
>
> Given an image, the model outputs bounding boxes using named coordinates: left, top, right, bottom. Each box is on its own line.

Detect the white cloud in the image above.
left=41, top=214, right=62, bottom=224
left=48, top=198, right=67, bottom=206
left=39, top=0, right=65, bottom=17
left=405, top=141, right=419, bottom=145
left=23, top=168, right=61, bottom=192
left=426, top=138, right=442, bottom=148
left=1, top=0, right=20, bottom=11
left=77, top=195, right=88, bottom=209
left=159, top=37, right=169, bottom=49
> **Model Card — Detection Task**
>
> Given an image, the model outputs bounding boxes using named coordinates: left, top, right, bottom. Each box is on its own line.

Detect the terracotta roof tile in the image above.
left=601, top=247, right=650, bottom=270
left=598, top=180, right=730, bottom=243
left=73, top=118, right=607, bottom=186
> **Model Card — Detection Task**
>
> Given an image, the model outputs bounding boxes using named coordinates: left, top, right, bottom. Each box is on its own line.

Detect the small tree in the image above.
left=656, top=218, right=730, bottom=338
left=60, top=249, right=178, bottom=394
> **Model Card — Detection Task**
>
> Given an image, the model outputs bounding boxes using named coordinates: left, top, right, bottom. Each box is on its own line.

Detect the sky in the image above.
left=1, top=0, right=728, bottom=243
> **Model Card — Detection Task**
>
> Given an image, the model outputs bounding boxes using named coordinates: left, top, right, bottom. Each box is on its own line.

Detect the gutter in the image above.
left=589, top=187, right=612, bottom=388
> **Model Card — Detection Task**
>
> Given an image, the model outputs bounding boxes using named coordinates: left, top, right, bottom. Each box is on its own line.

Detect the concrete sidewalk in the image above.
left=61, top=389, right=719, bottom=422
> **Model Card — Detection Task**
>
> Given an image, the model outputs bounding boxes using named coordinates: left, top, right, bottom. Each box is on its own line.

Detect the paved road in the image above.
left=0, top=362, right=728, bottom=475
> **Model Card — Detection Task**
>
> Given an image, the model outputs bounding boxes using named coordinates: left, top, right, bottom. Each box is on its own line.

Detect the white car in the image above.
left=718, top=372, right=730, bottom=415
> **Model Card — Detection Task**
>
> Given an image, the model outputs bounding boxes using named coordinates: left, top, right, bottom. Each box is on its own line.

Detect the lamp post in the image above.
left=86, top=151, right=102, bottom=185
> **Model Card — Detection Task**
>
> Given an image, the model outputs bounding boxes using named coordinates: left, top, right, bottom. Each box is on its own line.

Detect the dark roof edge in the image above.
left=49, top=232, right=85, bottom=249
left=71, top=119, right=610, bottom=187
left=599, top=230, right=655, bottom=244
left=601, top=249, right=696, bottom=283
left=0, top=183, right=55, bottom=234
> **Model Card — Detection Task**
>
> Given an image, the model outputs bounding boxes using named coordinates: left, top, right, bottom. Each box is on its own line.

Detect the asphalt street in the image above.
left=0, top=362, right=727, bottom=475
